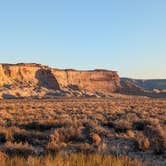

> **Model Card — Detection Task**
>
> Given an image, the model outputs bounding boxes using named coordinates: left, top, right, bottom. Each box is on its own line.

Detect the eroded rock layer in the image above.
left=0, top=63, right=120, bottom=98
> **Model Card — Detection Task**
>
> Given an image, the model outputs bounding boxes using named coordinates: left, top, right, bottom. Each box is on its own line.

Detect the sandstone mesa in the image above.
left=0, top=63, right=120, bottom=99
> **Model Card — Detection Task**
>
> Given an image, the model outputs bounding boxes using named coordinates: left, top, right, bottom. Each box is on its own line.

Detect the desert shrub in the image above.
left=49, top=126, right=83, bottom=144
left=84, top=120, right=111, bottom=140
left=132, top=121, right=149, bottom=131
left=90, top=133, right=101, bottom=144
left=97, top=142, right=108, bottom=153
left=146, top=125, right=166, bottom=154
left=46, top=140, right=60, bottom=154
left=148, top=118, right=159, bottom=126
left=0, top=151, right=8, bottom=160
left=135, top=133, right=150, bottom=151
left=3, top=142, right=36, bottom=157
left=127, top=130, right=135, bottom=138
left=83, top=120, right=98, bottom=129
left=114, top=120, right=131, bottom=133
left=77, top=143, right=93, bottom=153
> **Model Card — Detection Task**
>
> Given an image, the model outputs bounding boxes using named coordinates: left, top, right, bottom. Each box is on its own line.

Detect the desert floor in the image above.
left=0, top=97, right=165, bottom=166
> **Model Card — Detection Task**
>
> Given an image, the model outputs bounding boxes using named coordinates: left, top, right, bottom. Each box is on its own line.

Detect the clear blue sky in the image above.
left=0, top=0, right=165, bottom=79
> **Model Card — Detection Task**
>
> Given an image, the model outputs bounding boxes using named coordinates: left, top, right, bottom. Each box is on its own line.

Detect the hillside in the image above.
left=121, top=78, right=166, bottom=90
left=120, top=78, right=166, bottom=98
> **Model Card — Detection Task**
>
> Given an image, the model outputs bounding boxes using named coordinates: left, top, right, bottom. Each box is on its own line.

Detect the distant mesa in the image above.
left=121, top=78, right=166, bottom=90
left=0, top=63, right=165, bottom=99
left=120, top=78, right=166, bottom=98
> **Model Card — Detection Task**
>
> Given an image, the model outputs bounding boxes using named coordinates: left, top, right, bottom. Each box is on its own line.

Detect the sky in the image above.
left=0, top=0, right=165, bottom=79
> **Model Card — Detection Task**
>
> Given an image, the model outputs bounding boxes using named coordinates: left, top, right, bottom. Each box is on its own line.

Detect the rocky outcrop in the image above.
left=0, top=63, right=120, bottom=98
left=52, top=69, right=120, bottom=94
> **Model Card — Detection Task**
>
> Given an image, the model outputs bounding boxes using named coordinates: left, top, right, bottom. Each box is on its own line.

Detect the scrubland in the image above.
left=0, top=97, right=165, bottom=165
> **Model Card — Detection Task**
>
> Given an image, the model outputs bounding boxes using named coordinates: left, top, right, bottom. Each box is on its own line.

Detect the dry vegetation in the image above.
left=0, top=153, right=142, bottom=166
left=0, top=97, right=165, bottom=165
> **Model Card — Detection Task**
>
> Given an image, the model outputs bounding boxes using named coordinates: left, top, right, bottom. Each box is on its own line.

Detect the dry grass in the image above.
left=0, top=153, right=142, bottom=166
left=0, top=98, right=165, bottom=165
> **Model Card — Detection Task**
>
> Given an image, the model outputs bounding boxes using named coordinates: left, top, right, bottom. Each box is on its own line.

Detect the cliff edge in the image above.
left=0, top=63, right=120, bottom=98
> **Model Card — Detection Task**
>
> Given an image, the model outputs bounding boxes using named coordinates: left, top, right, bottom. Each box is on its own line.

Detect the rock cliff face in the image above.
left=0, top=63, right=120, bottom=98
left=52, top=69, right=120, bottom=94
